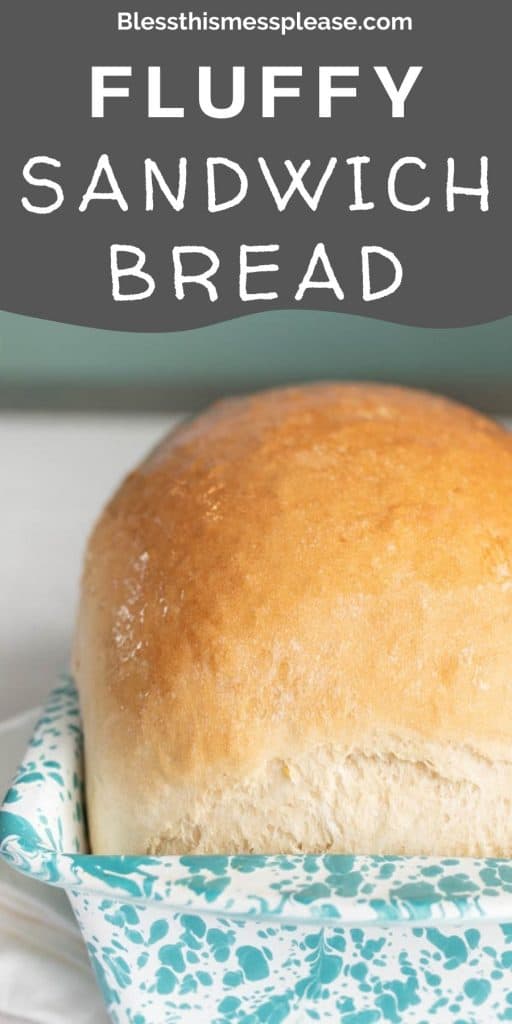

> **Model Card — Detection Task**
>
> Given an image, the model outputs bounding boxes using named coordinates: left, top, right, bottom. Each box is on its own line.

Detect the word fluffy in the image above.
left=91, top=65, right=423, bottom=119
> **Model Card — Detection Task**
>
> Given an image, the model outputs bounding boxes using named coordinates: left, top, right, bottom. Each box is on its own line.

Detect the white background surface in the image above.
left=1, top=413, right=183, bottom=1022
left=1, top=413, right=182, bottom=721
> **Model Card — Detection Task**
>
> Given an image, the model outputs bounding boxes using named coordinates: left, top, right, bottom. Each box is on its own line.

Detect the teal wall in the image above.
left=1, top=311, right=511, bottom=411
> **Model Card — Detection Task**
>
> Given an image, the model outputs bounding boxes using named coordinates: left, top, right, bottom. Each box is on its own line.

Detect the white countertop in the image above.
left=1, top=412, right=511, bottom=722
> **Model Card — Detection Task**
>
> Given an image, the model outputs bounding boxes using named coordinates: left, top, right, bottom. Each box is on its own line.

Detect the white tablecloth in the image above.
left=0, top=708, right=109, bottom=1023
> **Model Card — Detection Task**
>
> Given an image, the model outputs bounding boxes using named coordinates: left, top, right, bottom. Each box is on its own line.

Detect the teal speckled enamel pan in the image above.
left=2, top=679, right=512, bottom=1023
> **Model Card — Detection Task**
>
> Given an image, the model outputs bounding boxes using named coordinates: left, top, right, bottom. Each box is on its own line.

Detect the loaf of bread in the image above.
left=73, top=383, right=512, bottom=856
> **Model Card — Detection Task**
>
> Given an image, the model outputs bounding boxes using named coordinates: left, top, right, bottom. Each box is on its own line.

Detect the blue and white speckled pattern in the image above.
left=2, top=679, right=512, bottom=1023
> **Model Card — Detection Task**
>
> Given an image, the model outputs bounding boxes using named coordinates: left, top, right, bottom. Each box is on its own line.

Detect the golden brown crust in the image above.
left=73, top=383, right=512, bottom=853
